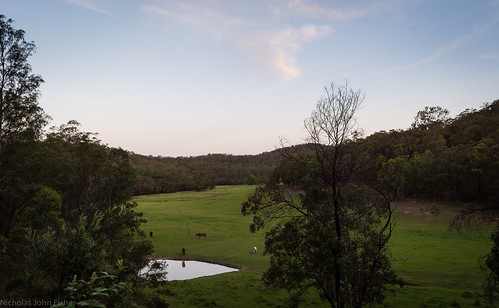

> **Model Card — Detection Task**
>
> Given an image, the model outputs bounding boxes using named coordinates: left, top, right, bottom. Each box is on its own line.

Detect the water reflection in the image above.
left=139, top=259, right=238, bottom=281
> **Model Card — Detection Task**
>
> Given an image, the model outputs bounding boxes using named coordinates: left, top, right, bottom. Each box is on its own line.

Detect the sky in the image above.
left=2, top=0, right=499, bottom=157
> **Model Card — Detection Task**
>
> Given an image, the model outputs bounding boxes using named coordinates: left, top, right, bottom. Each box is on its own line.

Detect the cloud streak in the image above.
left=142, top=2, right=248, bottom=40
left=142, top=1, right=334, bottom=81
left=238, top=25, right=332, bottom=80
left=276, top=0, right=421, bottom=21
left=380, top=17, right=499, bottom=74
left=278, top=0, right=375, bottom=20
left=65, top=0, right=112, bottom=16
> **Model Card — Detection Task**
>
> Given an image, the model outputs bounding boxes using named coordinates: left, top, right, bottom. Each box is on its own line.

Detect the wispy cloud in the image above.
left=277, top=0, right=375, bottom=20
left=275, top=0, right=421, bottom=21
left=238, top=25, right=332, bottom=80
left=142, top=1, right=334, bottom=81
left=142, top=2, right=248, bottom=40
left=276, top=0, right=359, bottom=20
left=65, top=0, right=112, bottom=16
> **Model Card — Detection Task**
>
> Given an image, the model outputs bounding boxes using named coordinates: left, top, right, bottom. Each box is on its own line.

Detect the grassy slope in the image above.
left=135, top=186, right=494, bottom=307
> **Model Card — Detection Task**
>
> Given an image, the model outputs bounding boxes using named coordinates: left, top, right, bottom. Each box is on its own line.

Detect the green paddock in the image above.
left=135, top=186, right=494, bottom=307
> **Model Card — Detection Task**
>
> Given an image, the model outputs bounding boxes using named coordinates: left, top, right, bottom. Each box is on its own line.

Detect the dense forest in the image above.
left=359, top=102, right=499, bottom=203
left=133, top=100, right=499, bottom=204
left=131, top=151, right=282, bottom=194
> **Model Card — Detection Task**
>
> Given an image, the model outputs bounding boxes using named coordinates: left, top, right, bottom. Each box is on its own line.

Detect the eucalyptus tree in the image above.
left=242, top=82, right=399, bottom=307
left=0, top=15, right=55, bottom=297
left=0, top=15, right=48, bottom=154
left=0, top=15, right=49, bottom=236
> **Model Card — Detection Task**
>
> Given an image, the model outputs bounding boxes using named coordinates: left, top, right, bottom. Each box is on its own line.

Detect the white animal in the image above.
left=252, top=246, right=257, bottom=254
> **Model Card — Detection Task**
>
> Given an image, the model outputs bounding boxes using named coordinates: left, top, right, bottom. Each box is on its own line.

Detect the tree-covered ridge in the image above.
left=133, top=100, right=499, bottom=204
left=359, top=100, right=499, bottom=203
left=130, top=150, right=284, bottom=194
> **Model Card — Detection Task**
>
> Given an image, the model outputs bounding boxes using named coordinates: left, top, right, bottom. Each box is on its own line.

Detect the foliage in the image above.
left=140, top=260, right=168, bottom=285
left=24, top=219, right=104, bottom=292
left=484, top=228, right=499, bottom=304
left=0, top=125, right=153, bottom=299
left=411, top=106, right=450, bottom=129
left=361, top=100, right=499, bottom=203
left=0, top=15, right=48, bottom=149
left=58, top=271, right=127, bottom=308
left=246, top=173, right=257, bottom=185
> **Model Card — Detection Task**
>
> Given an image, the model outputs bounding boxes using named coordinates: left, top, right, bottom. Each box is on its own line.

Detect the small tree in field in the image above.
left=242, top=82, right=399, bottom=307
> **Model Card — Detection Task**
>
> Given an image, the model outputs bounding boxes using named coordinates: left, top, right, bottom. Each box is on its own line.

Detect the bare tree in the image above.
left=305, top=82, right=364, bottom=148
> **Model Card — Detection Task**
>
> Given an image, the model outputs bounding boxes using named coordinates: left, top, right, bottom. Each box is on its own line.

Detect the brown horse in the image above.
left=195, top=232, right=207, bottom=237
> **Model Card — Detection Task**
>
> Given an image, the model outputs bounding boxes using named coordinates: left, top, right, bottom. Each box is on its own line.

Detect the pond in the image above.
left=139, top=259, right=239, bottom=281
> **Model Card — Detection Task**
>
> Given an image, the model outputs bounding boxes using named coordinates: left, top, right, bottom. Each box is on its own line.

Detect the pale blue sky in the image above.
left=3, top=0, right=499, bottom=156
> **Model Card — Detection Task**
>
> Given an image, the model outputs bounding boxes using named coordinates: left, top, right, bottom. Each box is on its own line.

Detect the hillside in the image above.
left=132, top=100, right=499, bottom=203
left=131, top=150, right=282, bottom=194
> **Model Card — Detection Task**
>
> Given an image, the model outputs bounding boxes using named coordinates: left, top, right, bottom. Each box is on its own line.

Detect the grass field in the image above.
left=134, top=186, right=494, bottom=307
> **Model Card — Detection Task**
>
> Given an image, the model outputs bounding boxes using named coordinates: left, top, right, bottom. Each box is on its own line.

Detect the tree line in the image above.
left=130, top=150, right=283, bottom=194
left=358, top=102, right=499, bottom=203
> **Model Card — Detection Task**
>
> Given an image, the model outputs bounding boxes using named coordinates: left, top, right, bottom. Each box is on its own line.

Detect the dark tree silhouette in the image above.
left=242, top=82, right=399, bottom=307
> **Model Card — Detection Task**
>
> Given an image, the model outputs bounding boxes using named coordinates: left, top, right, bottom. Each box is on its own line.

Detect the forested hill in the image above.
left=132, top=99, right=499, bottom=201
left=357, top=99, right=499, bottom=202
left=131, top=150, right=283, bottom=194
